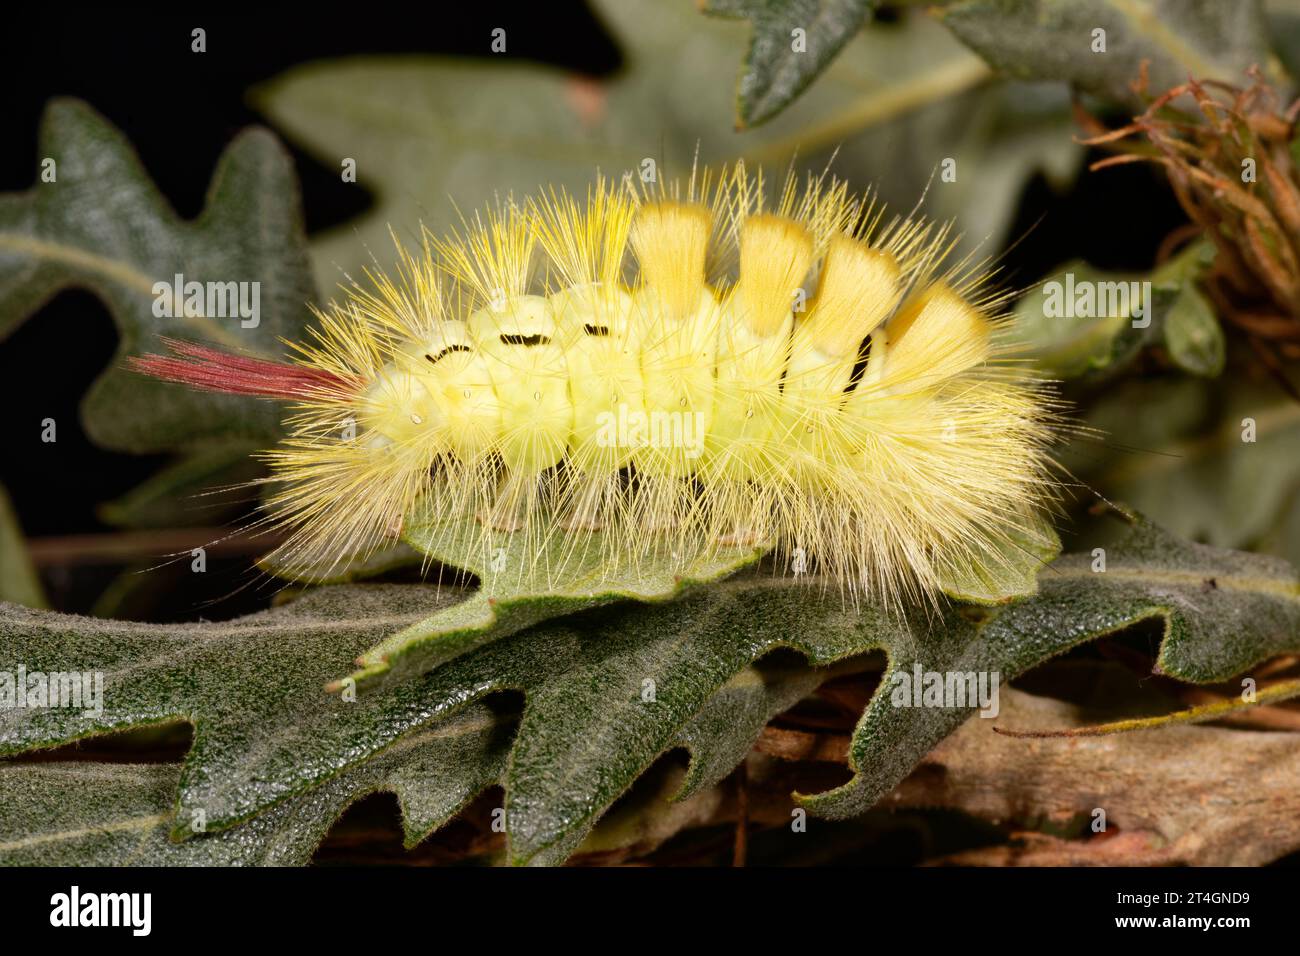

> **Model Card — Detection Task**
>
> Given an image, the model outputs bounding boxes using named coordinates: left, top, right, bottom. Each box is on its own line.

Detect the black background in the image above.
left=0, top=865, right=1275, bottom=939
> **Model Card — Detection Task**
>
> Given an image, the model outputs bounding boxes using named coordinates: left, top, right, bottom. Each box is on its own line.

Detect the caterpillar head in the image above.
left=363, top=319, right=502, bottom=461
left=357, top=365, right=443, bottom=446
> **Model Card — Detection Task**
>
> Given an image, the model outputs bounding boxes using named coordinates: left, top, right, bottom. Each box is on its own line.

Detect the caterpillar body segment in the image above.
left=131, top=167, right=1059, bottom=608
left=705, top=215, right=811, bottom=479
left=466, top=295, right=571, bottom=473
left=628, top=201, right=720, bottom=482
left=549, top=284, right=645, bottom=471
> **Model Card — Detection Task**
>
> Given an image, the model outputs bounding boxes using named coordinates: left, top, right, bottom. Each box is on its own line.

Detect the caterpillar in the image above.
left=131, top=164, right=1060, bottom=609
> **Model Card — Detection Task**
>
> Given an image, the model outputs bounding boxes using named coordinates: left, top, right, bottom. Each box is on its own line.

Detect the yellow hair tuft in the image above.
left=736, top=213, right=814, bottom=338
left=802, top=234, right=901, bottom=358
left=630, top=201, right=712, bottom=321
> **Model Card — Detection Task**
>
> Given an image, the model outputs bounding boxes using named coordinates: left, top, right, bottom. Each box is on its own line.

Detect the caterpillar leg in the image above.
left=712, top=479, right=771, bottom=547
left=481, top=469, right=539, bottom=532
left=558, top=473, right=611, bottom=531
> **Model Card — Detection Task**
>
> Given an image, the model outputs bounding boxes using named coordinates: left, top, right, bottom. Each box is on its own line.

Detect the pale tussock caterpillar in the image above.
left=131, top=164, right=1062, bottom=609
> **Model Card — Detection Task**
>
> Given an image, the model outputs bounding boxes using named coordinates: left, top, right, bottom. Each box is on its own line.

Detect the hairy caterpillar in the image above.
left=132, top=164, right=1060, bottom=609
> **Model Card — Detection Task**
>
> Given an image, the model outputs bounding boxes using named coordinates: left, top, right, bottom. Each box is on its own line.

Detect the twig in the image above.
left=26, top=528, right=285, bottom=567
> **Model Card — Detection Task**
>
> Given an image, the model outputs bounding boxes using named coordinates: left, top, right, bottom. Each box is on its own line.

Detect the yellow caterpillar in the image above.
left=134, top=165, right=1059, bottom=609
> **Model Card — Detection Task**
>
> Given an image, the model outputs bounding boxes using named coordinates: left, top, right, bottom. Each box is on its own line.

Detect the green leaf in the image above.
left=940, top=0, right=1279, bottom=105
left=0, top=651, right=829, bottom=867
left=902, top=80, right=1081, bottom=258
left=256, top=541, right=422, bottom=586
left=0, top=584, right=464, bottom=840
left=672, top=655, right=848, bottom=801
left=1267, top=0, right=1300, bottom=82
left=1054, top=507, right=1300, bottom=683
left=1010, top=260, right=1147, bottom=378
left=1162, top=283, right=1225, bottom=376
left=499, top=585, right=891, bottom=864
left=932, top=502, right=1061, bottom=604
left=1063, top=376, right=1300, bottom=567
left=2, top=512, right=1292, bottom=863
left=802, top=509, right=1300, bottom=817
left=702, top=0, right=875, bottom=127
left=0, top=671, right=811, bottom=868
left=346, top=482, right=1055, bottom=687
left=1010, top=241, right=1220, bottom=379
left=253, top=0, right=1066, bottom=288
left=572, top=762, right=726, bottom=861
left=0, top=486, right=45, bottom=609
left=0, top=702, right=511, bottom=866
left=342, top=505, right=766, bottom=689
left=0, top=99, right=317, bottom=453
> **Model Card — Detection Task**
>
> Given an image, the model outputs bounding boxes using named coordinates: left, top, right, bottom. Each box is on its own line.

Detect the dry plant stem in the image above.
left=586, top=686, right=1300, bottom=865
left=1177, top=688, right=1300, bottom=731
left=319, top=686, right=1300, bottom=865
left=755, top=724, right=850, bottom=762
left=879, top=688, right=1300, bottom=866
left=588, top=683, right=1300, bottom=864
left=26, top=528, right=287, bottom=567
left=1081, top=70, right=1300, bottom=394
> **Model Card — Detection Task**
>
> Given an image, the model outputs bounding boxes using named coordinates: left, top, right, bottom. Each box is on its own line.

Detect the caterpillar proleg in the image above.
left=132, top=165, right=1060, bottom=609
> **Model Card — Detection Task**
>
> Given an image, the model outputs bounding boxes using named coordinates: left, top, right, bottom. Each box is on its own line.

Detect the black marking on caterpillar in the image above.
left=425, top=344, right=473, bottom=365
